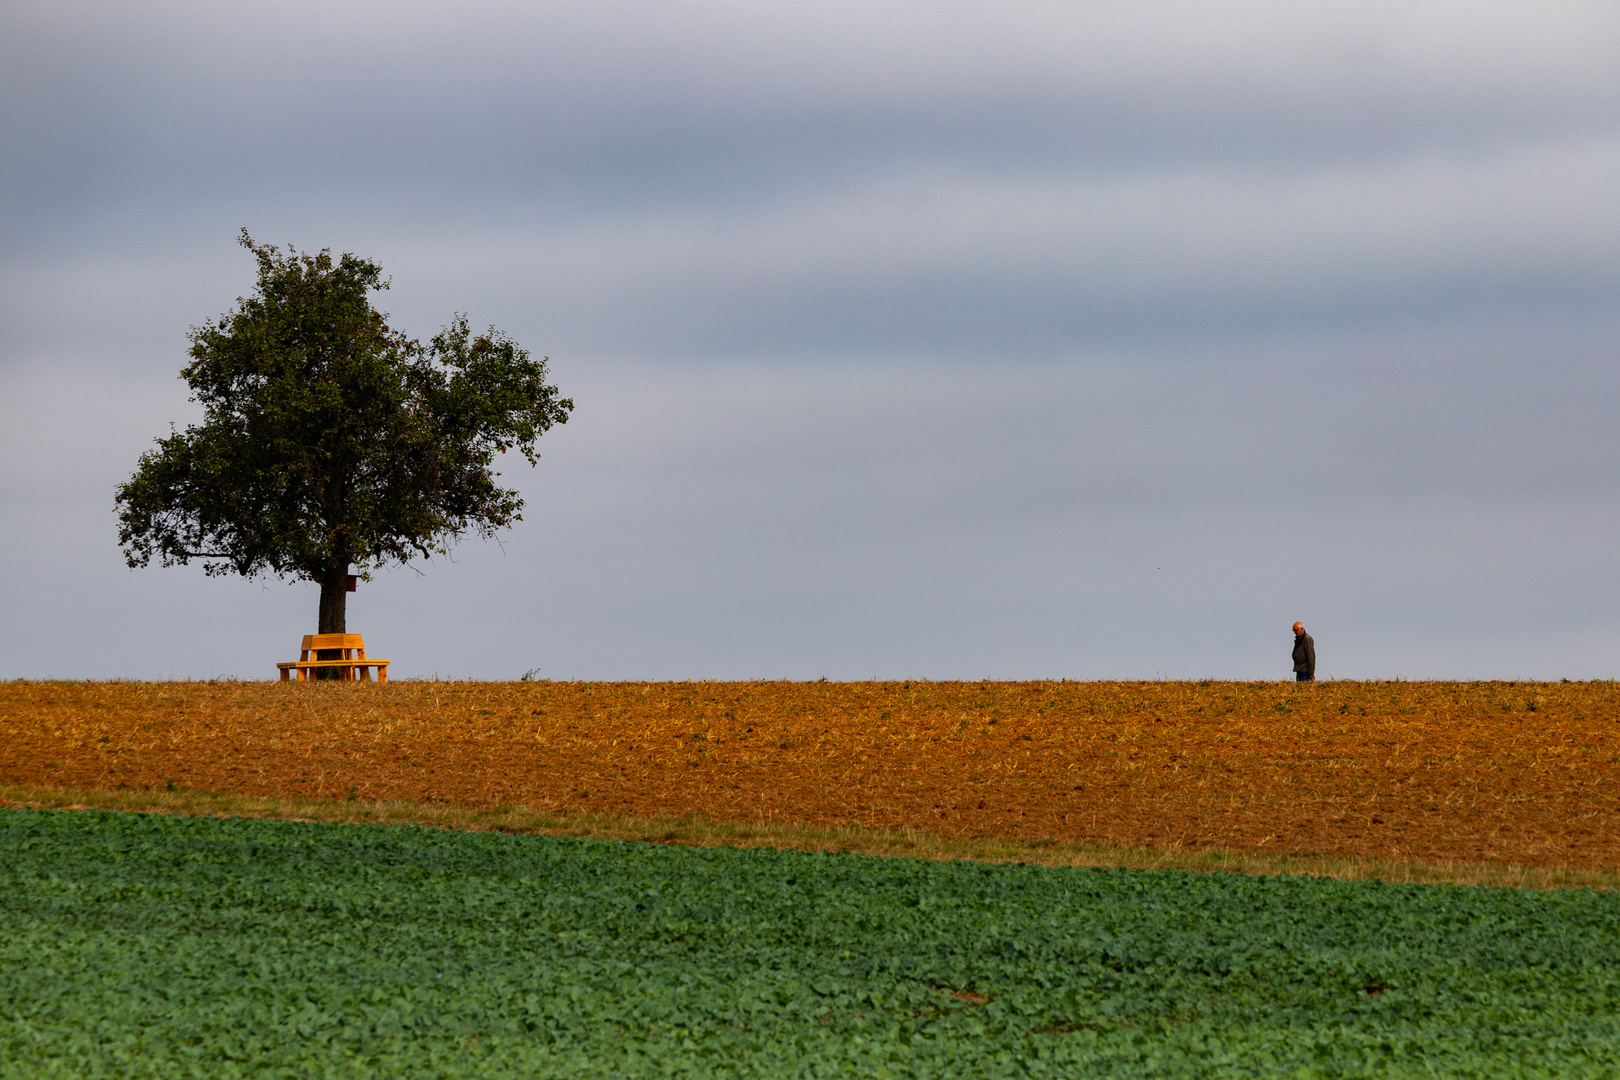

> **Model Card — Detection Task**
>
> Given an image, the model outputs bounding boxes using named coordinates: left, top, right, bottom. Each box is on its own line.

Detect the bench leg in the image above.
left=279, top=663, right=387, bottom=683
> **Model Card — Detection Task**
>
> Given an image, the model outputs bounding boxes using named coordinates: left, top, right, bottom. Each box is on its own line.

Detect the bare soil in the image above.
left=2, top=679, right=1615, bottom=869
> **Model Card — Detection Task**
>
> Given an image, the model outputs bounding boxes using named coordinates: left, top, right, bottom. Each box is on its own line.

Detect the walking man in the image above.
left=1292, top=622, right=1315, bottom=681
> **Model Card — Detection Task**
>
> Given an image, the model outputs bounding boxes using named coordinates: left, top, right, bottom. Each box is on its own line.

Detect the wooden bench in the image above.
left=277, top=634, right=390, bottom=682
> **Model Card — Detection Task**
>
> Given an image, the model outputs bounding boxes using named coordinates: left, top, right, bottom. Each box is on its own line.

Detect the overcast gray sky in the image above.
left=4, top=1, right=1619, bottom=680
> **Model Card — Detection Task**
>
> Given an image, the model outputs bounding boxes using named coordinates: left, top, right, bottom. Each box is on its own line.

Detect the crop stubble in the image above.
left=1, top=679, right=1616, bottom=868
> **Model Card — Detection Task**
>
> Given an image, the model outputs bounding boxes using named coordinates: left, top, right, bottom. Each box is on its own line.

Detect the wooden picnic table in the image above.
left=277, top=634, right=390, bottom=682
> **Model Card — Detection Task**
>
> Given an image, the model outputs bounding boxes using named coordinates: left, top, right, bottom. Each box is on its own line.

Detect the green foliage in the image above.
left=3, top=810, right=1619, bottom=1078
left=115, top=231, right=571, bottom=608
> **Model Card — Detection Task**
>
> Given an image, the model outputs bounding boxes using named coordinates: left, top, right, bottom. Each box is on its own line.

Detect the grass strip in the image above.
left=5, top=806, right=1620, bottom=1078
left=2, top=781, right=1611, bottom=891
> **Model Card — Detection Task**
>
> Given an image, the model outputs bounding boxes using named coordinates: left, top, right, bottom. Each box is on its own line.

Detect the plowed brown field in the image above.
left=2, top=679, right=1617, bottom=868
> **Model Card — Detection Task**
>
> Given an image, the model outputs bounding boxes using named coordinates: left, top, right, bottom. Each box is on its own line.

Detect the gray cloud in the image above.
left=9, top=2, right=1620, bottom=224
left=3, top=1, right=1619, bottom=679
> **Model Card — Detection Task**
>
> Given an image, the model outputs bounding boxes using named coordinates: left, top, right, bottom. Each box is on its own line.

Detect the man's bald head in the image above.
left=1293, top=622, right=1305, bottom=636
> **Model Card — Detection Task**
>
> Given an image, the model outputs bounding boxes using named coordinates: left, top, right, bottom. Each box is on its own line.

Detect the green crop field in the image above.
left=3, top=809, right=1618, bottom=1078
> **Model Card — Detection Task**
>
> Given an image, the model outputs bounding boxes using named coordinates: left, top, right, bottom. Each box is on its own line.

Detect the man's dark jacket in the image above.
left=1292, top=632, right=1315, bottom=677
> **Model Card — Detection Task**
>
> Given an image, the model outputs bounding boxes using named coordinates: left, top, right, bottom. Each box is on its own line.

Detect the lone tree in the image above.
left=116, top=231, right=572, bottom=637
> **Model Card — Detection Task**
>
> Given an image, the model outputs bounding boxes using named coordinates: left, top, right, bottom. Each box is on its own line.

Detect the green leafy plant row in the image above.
left=2, top=808, right=1618, bottom=1077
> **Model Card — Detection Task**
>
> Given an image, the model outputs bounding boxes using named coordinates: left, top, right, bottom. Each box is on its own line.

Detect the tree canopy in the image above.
left=116, top=230, right=572, bottom=635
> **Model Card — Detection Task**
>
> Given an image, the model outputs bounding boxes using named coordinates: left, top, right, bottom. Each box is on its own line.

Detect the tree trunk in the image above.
left=315, top=564, right=350, bottom=679
left=318, top=565, right=349, bottom=634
